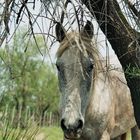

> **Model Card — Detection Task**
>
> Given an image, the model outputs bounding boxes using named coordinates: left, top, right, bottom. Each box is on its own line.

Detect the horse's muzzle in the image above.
left=61, top=118, right=83, bottom=139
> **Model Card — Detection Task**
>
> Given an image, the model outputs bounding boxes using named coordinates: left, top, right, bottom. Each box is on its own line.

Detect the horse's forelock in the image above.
left=56, top=32, right=95, bottom=58
left=56, top=32, right=78, bottom=58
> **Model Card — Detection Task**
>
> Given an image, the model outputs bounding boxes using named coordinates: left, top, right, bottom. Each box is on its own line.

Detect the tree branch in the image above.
left=127, top=0, right=140, bottom=18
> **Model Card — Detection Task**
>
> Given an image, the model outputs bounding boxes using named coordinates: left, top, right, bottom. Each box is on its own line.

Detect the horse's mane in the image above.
left=56, top=31, right=126, bottom=85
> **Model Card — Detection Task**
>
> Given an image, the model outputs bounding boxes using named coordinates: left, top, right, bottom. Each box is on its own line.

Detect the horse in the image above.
left=55, top=21, right=137, bottom=140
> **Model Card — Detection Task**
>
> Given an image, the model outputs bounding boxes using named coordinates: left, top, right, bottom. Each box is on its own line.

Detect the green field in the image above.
left=40, top=127, right=63, bottom=140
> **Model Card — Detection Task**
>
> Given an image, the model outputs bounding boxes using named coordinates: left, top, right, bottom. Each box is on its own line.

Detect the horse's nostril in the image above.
left=77, top=119, right=83, bottom=130
left=61, top=118, right=84, bottom=132
left=61, top=119, right=67, bottom=131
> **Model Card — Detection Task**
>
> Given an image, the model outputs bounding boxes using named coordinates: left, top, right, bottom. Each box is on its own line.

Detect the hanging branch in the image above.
left=0, top=0, right=15, bottom=46
left=16, top=0, right=29, bottom=24
left=24, top=4, right=43, bottom=56
left=60, top=0, right=71, bottom=24
left=4, top=0, right=12, bottom=33
left=127, top=0, right=140, bottom=19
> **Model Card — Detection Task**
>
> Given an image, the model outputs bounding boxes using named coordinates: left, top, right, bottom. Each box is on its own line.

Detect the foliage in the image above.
left=125, top=64, right=140, bottom=78
left=0, top=30, right=59, bottom=115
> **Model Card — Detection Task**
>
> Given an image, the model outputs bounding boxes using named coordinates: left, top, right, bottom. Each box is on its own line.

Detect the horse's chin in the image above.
left=64, top=132, right=82, bottom=139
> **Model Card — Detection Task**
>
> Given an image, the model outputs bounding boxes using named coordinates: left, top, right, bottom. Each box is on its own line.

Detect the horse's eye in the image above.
left=88, top=63, right=94, bottom=71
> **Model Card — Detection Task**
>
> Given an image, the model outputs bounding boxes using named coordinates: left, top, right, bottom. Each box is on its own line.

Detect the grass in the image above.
left=0, top=126, right=63, bottom=140
left=0, top=124, right=39, bottom=140
left=126, top=129, right=131, bottom=140
left=41, top=126, right=63, bottom=140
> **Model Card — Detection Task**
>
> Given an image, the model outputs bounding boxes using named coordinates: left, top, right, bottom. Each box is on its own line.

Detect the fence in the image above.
left=0, top=105, right=60, bottom=129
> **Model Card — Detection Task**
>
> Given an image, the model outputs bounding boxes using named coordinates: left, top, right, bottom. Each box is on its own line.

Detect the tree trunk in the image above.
left=81, top=0, right=140, bottom=127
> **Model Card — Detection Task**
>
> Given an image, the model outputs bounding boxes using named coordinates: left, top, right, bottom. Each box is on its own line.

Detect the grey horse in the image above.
left=55, top=21, right=138, bottom=140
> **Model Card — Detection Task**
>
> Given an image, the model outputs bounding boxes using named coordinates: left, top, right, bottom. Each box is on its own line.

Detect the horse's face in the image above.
left=56, top=21, right=94, bottom=139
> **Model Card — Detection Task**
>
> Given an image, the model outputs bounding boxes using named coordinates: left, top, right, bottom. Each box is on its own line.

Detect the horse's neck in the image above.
left=87, top=71, right=113, bottom=119
left=88, top=47, right=113, bottom=115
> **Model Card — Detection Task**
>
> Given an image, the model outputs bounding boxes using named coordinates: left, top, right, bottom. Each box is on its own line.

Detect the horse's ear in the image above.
left=55, top=22, right=66, bottom=42
left=81, top=20, right=94, bottom=39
